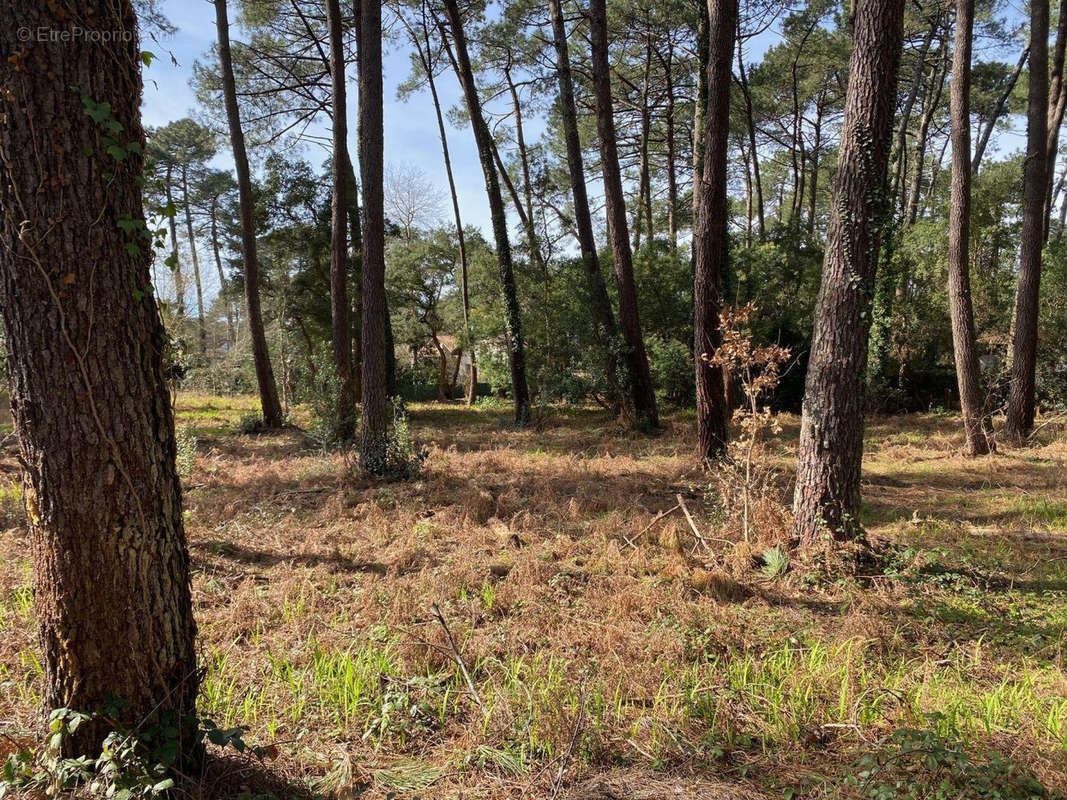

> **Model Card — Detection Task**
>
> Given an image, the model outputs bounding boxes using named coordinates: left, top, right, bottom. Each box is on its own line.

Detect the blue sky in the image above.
left=141, top=0, right=498, bottom=237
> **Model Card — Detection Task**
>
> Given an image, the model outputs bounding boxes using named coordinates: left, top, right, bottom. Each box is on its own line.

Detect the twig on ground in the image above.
left=430, top=603, right=483, bottom=708
left=627, top=503, right=681, bottom=548
left=550, top=692, right=585, bottom=799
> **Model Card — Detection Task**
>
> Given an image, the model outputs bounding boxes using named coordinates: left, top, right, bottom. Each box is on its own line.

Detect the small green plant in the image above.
left=362, top=674, right=446, bottom=746
left=354, top=399, right=428, bottom=480
left=0, top=707, right=267, bottom=800
left=849, top=719, right=1048, bottom=799
left=706, top=304, right=792, bottom=542
left=175, top=427, right=197, bottom=479
left=760, top=546, right=790, bottom=579
left=238, top=412, right=267, bottom=435
left=302, top=345, right=357, bottom=448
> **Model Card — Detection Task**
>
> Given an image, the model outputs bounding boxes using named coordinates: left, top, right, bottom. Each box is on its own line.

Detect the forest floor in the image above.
left=1, top=395, right=1066, bottom=799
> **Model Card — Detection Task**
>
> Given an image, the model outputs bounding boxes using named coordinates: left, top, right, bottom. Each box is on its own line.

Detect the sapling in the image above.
left=706, top=304, right=791, bottom=541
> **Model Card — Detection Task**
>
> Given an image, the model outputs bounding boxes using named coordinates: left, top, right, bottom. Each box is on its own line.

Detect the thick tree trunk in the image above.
left=793, top=0, right=905, bottom=545
left=693, top=0, right=737, bottom=461
left=215, top=0, right=284, bottom=427
left=0, top=0, right=199, bottom=762
left=589, top=0, right=659, bottom=429
left=358, top=0, right=390, bottom=468
left=441, top=0, right=531, bottom=426
left=180, top=167, right=207, bottom=352
left=327, top=0, right=356, bottom=441
left=948, top=0, right=993, bottom=456
left=1005, top=0, right=1050, bottom=440
left=548, top=0, right=628, bottom=418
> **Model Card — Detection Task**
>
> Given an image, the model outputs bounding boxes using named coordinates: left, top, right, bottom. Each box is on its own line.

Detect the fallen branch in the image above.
left=676, top=493, right=717, bottom=550
left=430, top=602, right=483, bottom=708
left=630, top=503, right=681, bottom=544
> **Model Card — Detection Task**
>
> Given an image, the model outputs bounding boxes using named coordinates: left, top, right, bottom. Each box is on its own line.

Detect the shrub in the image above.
left=849, top=720, right=1048, bottom=800
left=647, top=336, right=694, bottom=407
left=301, top=345, right=357, bottom=447
left=352, top=399, right=428, bottom=480
left=175, top=427, right=197, bottom=479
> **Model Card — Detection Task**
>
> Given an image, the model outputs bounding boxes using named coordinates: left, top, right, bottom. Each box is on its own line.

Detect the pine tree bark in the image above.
left=793, top=0, right=906, bottom=545
left=214, top=0, right=284, bottom=427
left=0, top=0, right=199, bottom=761
left=327, top=0, right=356, bottom=441
left=441, top=0, right=531, bottom=426
left=548, top=0, right=627, bottom=417
left=948, top=0, right=993, bottom=456
left=1005, top=0, right=1050, bottom=440
left=589, top=0, right=659, bottom=428
left=358, top=0, right=390, bottom=467
left=693, top=0, right=737, bottom=461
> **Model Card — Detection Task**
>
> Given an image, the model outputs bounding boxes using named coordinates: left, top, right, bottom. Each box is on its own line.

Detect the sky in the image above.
left=141, top=0, right=500, bottom=241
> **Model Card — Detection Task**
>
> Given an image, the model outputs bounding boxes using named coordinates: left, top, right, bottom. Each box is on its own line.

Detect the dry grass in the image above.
left=1, top=396, right=1066, bottom=798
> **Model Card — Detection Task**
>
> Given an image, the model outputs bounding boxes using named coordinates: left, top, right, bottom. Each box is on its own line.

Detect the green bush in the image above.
left=848, top=719, right=1048, bottom=800
left=647, top=336, right=694, bottom=407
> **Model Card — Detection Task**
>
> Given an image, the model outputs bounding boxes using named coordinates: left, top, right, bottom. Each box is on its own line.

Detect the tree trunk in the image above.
left=327, top=0, right=356, bottom=441
left=890, top=15, right=938, bottom=207
left=589, top=0, right=659, bottom=429
left=663, top=41, right=679, bottom=250
left=694, top=0, right=737, bottom=461
left=209, top=196, right=236, bottom=343
left=548, top=0, right=628, bottom=418
left=164, top=164, right=186, bottom=317
left=504, top=62, right=553, bottom=368
left=358, top=0, right=390, bottom=468
left=441, top=0, right=531, bottom=426
left=344, top=150, right=363, bottom=402
left=948, top=0, right=993, bottom=456
left=180, top=167, right=207, bottom=352
left=972, top=45, right=1027, bottom=173
left=905, top=37, right=947, bottom=225
left=807, top=93, right=825, bottom=234
left=1044, top=0, right=1067, bottom=240
left=735, top=36, right=765, bottom=239
left=634, top=28, right=654, bottom=251
left=214, top=0, right=283, bottom=427
left=0, top=0, right=198, bottom=762
left=409, top=2, right=477, bottom=405
left=1005, top=0, right=1050, bottom=440
left=793, top=0, right=905, bottom=545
